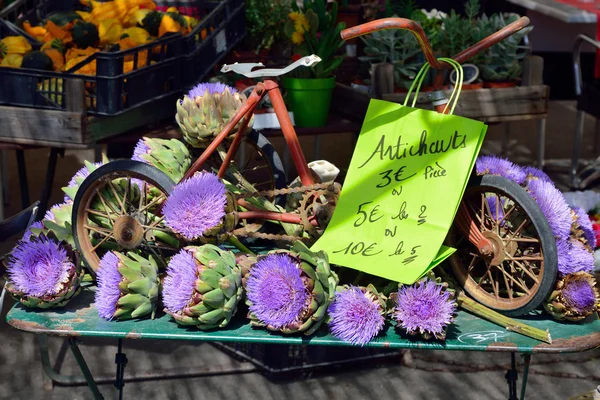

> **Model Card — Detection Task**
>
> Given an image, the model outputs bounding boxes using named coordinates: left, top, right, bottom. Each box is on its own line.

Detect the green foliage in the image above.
left=359, top=25, right=422, bottom=89
left=283, top=0, right=346, bottom=78
left=477, top=13, right=533, bottom=82
left=245, top=0, right=292, bottom=53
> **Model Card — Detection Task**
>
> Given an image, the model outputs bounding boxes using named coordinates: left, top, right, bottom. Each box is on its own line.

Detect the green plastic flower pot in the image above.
left=282, top=76, right=336, bottom=128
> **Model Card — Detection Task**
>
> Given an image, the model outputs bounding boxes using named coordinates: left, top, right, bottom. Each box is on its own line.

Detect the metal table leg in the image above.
left=36, top=148, right=63, bottom=220
left=68, top=337, right=104, bottom=400
left=114, top=339, right=128, bottom=400
left=505, top=352, right=518, bottom=400
left=15, top=150, right=30, bottom=210
left=520, top=354, right=531, bottom=400
left=537, top=118, right=546, bottom=169
left=571, top=110, right=585, bottom=187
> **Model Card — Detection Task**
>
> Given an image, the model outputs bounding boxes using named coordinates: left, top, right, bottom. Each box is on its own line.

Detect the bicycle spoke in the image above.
left=501, top=264, right=513, bottom=300
left=108, top=180, right=126, bottom=214
left=494, top=264, right=531, bottom=294
left=96, top=188, right=120, bottom=216
left=92, top=233, right=117, bottom=251
left=85, top=208, right=115, bottom=222
left=507, top=256, right=540, bottom=284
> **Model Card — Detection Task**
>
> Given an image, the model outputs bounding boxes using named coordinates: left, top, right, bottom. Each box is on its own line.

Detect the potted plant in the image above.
left=282, top=0, right=346, bottom=128
left=477, top=13, right=533, bottom=88
left=245, top=0, right=293, bottom=59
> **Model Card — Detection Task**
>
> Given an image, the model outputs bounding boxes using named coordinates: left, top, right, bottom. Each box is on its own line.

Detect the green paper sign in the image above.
left=311, top=99, right=487, bottom=284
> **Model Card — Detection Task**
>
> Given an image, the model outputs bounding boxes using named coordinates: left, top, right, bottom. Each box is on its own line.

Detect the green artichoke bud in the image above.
left=175, top=83, right=253, bottom=148
left=5, top=233, right=84, bottom=309
left=163, top=244, right=243, bottom=330
left=133, top=137, right=191, bottom=183
left=62, top=158, right=108, bottom=203
left=544, top=272, right=600, bottom=322
left=245, top=241, right=338, bottom=335
left=95, top=251, right=161, bottom=320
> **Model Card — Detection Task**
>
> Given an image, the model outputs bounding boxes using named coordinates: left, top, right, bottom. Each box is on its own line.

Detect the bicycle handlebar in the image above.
left=341, top=16, right=530, bottom=69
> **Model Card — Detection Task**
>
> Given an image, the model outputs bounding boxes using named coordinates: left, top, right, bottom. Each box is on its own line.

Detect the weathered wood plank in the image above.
left=0, top=106, right=84, bottom=147
left=382, top=85, right=550, bottom=119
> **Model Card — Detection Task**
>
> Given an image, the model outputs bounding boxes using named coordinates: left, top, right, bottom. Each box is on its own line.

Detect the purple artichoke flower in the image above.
left=188, top=82, right=237, bottom=98
left=526, top=178, right=572, bottom=240
left=63, top=162, right=103, bottom=202
left=558, top=238, right=595, bottom=276
left=572, top=206, right=596, bottom=248
left=486, top=194, right=505, bottom=222
left=132, top=139, right=151, bottom=163
left=394, top=280, right=456, bottom=340
left=22, top=221, right=44, bottom=242
left=562, top=274, right=598, bottom=315
left=94, top=251, right=122, bottom=320
left=328, top=286, right=386, bottom=346
left=163, top=172, right=227, bottom=240
left=246, top=253, right=309, bottom=329
left=523, top=166, right=552, bottom=183
left=6, top=236, right=74, bottom=297
left=476, top=155, right=526, bottom=185
left=162, top=248, right=197, bottom=314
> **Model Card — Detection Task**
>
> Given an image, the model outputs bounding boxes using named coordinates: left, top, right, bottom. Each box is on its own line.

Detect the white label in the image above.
left=215, top=30, right=227, bottom=53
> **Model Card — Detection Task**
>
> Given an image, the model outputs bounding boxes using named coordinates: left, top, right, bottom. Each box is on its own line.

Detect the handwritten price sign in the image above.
left=312, top=99, right=487, bottom=284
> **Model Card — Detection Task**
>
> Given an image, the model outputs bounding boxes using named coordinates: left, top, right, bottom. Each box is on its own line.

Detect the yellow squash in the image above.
left=0, top=36, right=32, bottom=58
left=0, top=54, right=24, bottom=68
left=123, top=26, right=151, bottom=45
left=43, top=48, right=65, bottom=71
left=98, top=18, right=123, bottom=45
left=158, top=14, right=180, bottom=38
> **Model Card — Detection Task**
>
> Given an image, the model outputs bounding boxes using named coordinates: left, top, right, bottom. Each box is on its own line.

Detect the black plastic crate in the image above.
left=213, top=342, right=402, bottom=381
left=0, top=0, right=244, bottom=116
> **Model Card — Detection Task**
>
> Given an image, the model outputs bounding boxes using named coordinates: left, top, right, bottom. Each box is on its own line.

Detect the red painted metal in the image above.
left=341, top=18, right=443, bottom=69
left=181, top=84, right=266, bottom=182
left=217, top=110, right=254, bottom=178
left=264, top=80, right=315, bottom=186
left=341, top=16, right=530, bottom=68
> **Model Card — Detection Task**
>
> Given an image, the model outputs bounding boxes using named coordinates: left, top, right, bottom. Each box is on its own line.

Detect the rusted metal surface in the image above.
left=534, top=332, right=600, bottom=353
left=341, top=18, right=442, bottom=68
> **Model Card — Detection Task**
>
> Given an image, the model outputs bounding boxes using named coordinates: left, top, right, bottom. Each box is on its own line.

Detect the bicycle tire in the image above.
left=447, top=174, right=558, bottom=317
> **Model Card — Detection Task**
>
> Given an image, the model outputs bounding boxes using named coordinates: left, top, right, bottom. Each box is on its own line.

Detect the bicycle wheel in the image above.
left=72, top=160, right=178, bottom=273
left=447, top=174, right=558, bottom=317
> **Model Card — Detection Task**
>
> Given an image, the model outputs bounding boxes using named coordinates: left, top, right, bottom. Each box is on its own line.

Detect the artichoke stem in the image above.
left=227, top=235, right=255, bottom=255
left=153, top=230, right=180, bottom=249
left=456, top=292, right=552, bottom=344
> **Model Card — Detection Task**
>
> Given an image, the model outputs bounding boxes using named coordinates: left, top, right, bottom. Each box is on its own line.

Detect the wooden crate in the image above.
left=0, top=80, right=181, bottom=148
left=381, top=85, right=550, bottom=123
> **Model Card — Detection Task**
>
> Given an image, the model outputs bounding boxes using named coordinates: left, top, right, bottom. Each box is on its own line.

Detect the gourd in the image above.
left=141, top=11, right=163, bottom=36
left=72, top=21, right=100, bottom=48
left=21, top=51, right=54, bottom=71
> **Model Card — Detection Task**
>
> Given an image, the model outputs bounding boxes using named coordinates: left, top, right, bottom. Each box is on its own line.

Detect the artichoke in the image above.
left=162, top=245, right=243, bottom=330
left=5, top=233, right=84, bottom=309
left=162, top=172, right=238, bottom=243
left=31, top=202, right=74, bottom=246
left=244, top=241, right=338, bottom=335
left=132, top=137, right=191, bottom=183
left=95, top=251, right=161, bottom=320
left=544, top=272, right=600, bottom=322
left=175, top=82, right=253, bottom=148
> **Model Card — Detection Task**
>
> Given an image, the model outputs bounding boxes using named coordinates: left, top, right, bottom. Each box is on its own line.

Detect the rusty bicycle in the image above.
left=71, top=15, right=557, bottom=316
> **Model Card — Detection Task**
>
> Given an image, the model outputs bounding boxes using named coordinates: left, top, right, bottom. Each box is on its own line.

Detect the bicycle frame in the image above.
left=175, top=15, right=532, bottom=250
left=179, top=80, right=317, bottom=226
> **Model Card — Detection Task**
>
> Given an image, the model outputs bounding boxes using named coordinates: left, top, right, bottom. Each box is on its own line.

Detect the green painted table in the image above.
left=7, top=289, right=600, bottom=400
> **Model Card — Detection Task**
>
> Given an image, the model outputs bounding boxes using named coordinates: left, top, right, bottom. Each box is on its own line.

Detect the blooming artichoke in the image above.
left=544, top=272, right=600, bottom=322
left=162, top=172, right=238, bottom=243
left=328, top=284, right=387, bottom=346
left=175, top=82, right=253, bottom=148
left=392, top=279, right=457, bottom=340
left=132, top=137, right=191, bottom=183
left=571, top=206, right=597, bottom=250
left=245, top=241, right=338, bottom=335
left=5, top=233, right=84, bottom=309
left=162, top=244, right=243, bottom=330
left=95, top=251, right=160, bottom=320
left=475, top=155, right=526, bottom=185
